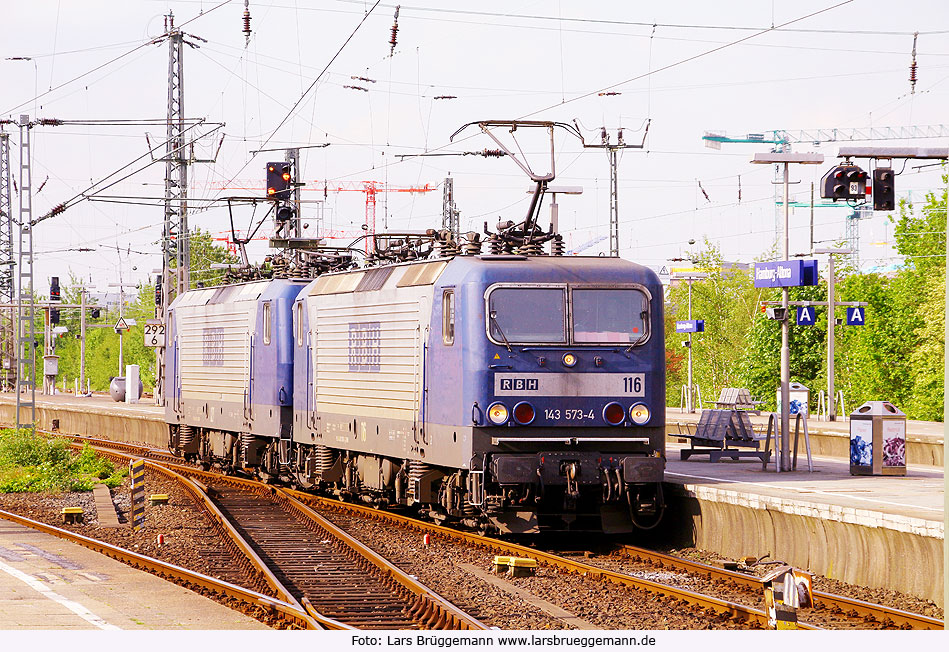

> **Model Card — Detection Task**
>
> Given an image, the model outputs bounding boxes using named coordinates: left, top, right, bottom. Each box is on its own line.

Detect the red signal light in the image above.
left=282, top=172, right=291, bottom=182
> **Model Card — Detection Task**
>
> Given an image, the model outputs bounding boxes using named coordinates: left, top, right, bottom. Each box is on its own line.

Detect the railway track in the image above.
left=284, top=489, right=946, bottom=630
left=51, top=436, right=486, bottom=630
left=0, top=507, right=318, bottom=629
left=613, top=544, right=944, bottom=630
left=32, top=430, right=944, bottom=630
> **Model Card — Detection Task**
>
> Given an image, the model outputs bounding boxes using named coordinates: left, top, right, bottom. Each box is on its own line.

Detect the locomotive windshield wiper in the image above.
left=625, top=310, right=649, bottom=353
left=489, top=310, right=513, bottom=352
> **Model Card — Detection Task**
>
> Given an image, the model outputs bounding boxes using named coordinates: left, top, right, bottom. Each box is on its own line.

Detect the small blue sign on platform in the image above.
left=675, top=320, right=705, bottom=333
left=796, top=306, right=816, bottom=326
left=754, top=259, right=819, bottom=288
left=846, top=306, right=866, bottom=325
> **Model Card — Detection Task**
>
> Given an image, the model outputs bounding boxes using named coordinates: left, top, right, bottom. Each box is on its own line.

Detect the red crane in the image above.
left=314, top=180, right=437, bottom=252
left=209, top=179, right=437, bottom=252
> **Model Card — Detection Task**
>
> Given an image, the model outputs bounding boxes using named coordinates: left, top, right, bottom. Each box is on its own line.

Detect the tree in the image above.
left=664, top=240, right=760, bottom=406
left=179, top=227, right=240, bottom=288
left=736, top=282, right=827, bottom=412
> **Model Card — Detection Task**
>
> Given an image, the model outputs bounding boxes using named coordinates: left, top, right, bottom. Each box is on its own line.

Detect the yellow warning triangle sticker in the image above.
left=493, top=353, right=501, bottom=360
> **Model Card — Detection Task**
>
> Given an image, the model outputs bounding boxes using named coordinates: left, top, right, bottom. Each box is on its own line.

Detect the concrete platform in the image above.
left=666, top=407, right=944, bottom=467
left=0, top=515, right=270, bottom=630
left=660, top=442, right=944, bottom=606
left=0, top=392, right=167, bottom=448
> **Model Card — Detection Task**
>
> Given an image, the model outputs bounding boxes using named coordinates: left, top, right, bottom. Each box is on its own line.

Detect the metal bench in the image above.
left=711, top=387, right=763, bottom=414
left=678, top=408, right=771, bottom=463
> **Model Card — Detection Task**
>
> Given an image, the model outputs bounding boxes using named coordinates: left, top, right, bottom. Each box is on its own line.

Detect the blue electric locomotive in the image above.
left=167, top=253, right=665, bottom=534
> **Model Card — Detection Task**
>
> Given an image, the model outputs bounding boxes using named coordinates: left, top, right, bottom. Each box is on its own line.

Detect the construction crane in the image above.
left=312, top=181, right=437, bottom=252
left=566, top=234, right=607, bottom=255
left=702, top=124, right=949, bottom=263
left=210, top=179, right=438, bottom=253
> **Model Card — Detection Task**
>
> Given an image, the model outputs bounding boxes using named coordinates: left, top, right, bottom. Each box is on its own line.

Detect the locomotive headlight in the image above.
left=487, top=402, right=509, bottom=425
left=629, top=403, right=651, bottom=425
left=562, top=352, right=577, bottom=367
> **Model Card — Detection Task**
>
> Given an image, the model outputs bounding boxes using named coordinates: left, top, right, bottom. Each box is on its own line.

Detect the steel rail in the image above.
left=0, top=509, right=319, bottom=630
left=617, top=544, right=944, bottom=630
left=55, top=441, right=352, bottom=630
left=284, top=490, right=791, bottom=629
left=165, top=466, right=488, bottom=629
left=148, top=462, right=348, bottom=627
left=66, top=448, right=486, bottom=630
left=46, top=431, right=938, bottom=630
left=278, top=489, right=488, bottom=631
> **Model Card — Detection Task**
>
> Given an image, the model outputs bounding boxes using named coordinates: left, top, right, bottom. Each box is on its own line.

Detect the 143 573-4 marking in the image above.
left=544, top=408, right=596, bottom=420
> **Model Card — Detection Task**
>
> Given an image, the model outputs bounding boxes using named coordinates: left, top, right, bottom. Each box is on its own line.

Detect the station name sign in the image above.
left=675, top=320, right=705, bottom=333
left=753, top=260, right=818, bottom=288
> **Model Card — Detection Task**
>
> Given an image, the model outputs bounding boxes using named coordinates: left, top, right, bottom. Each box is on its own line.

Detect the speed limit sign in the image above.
left=144, top=320, right=166, bottom=347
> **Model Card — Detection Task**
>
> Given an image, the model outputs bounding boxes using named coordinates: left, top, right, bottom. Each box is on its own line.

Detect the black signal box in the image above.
left=872, top=168, right=895, bottom=211
left=820, top=164, right=868, bottom=201
left=266, top=162, right=292, bottom=200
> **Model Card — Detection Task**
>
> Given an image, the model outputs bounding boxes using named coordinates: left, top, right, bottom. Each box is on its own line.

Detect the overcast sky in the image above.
left=2, top=0, right=948, bottom=295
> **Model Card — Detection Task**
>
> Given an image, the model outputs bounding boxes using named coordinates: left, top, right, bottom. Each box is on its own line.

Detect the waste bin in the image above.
left=776, top=382, right=810, bottom=417
left=109, top=376, right=143, bottom=403
left=849, top=401, right=907, bottom=476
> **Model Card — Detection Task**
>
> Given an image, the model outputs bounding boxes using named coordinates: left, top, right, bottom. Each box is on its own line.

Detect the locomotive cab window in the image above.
left=486, top=286, right=566, bottom=344
left=442, top=290, right=455, bottom=345
left=572, top=288, right=648, bottom=344
left=263, top=302, right=272, bottom=345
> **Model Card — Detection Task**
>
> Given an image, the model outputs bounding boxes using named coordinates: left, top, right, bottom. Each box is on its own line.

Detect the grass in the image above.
left=0, top=428, right=127, bottom=493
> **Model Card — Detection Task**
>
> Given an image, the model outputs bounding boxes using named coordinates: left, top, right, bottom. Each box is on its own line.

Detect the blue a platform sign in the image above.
left=846, top=306, right=866, bottom=325
left=754, top=259, right=819, bottom=288
left=675, top=320, right=704, bottom=333
left=796, top=306, right=816, bottom=326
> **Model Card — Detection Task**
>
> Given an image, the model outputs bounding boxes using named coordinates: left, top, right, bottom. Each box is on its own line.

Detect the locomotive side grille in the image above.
left=177, top=304, right=254, bottom=402
left=314, top=296, right=427, bottom=417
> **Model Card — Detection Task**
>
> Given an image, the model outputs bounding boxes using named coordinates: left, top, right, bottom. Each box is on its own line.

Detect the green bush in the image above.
left=0, top=429, right=127, bottom=493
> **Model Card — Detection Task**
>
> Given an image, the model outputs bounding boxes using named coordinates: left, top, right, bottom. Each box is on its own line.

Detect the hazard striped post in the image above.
left=130, top=459, right=145, bottom=531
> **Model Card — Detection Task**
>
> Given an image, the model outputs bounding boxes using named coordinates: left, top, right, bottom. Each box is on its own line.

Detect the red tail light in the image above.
left=513, top=401, right=536, bottom=425
left=603, top=402, right=625, bottom=426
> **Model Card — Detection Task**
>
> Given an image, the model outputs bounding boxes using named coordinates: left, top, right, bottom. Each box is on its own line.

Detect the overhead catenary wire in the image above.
left=30, top=121, right=224, bottom=226
left=2, top=1, right=234, bottom=116
left=206, top=0, right=382, bottom=206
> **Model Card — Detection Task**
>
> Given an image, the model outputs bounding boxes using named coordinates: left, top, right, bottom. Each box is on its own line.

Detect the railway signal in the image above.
left=820, top=164, right=868, bottom=201
left=872, top=167, right=895, bottom=211
left=266, top=161, right=292, bottom=199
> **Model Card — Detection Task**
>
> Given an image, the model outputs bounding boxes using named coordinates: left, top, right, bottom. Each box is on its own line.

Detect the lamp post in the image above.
left=526, top=185, right=583, bottom=234
left=671, top=271, right=707, bottom=412
left=108, top=282, right=136, bottom=376
left=751, top=152, right=824, bottom=472
left=813, top=247, right=853, bottom=421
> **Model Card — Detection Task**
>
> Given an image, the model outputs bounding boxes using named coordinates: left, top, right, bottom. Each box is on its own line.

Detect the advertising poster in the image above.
left=850, top=420, right=872, bottom=466
left=882, top=420, right=906, bottom=467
